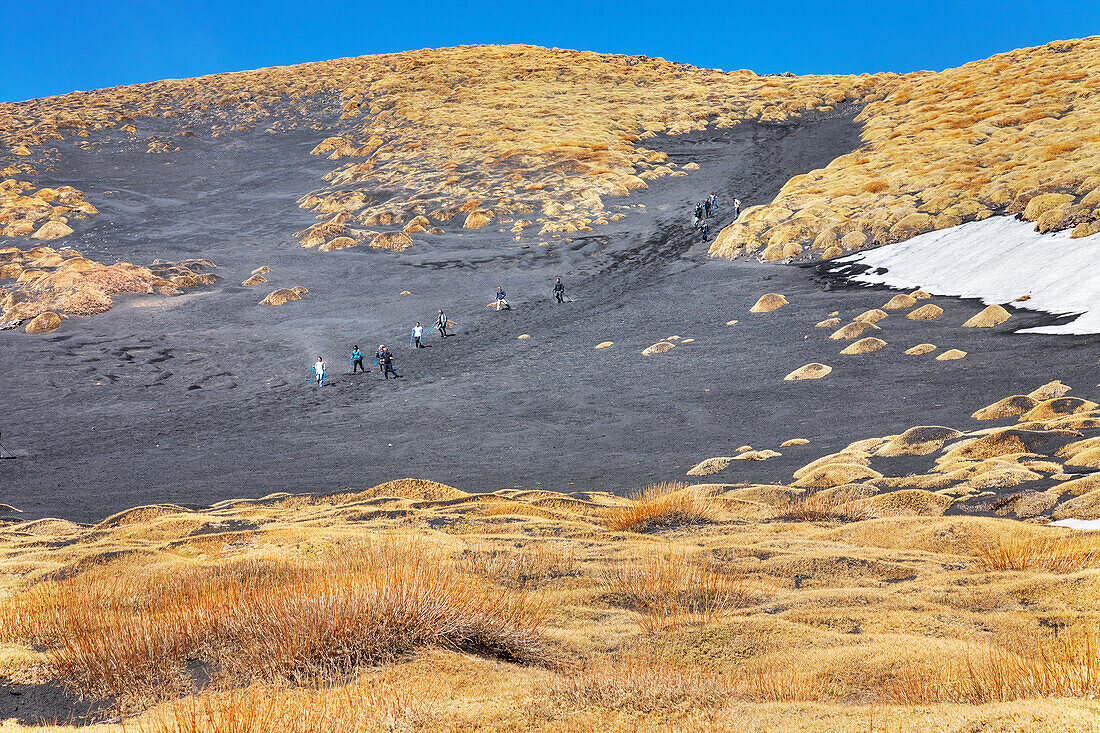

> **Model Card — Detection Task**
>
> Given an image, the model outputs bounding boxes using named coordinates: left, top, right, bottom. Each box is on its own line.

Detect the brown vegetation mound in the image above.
left=750, top=293, right=788, bottom=313
left=259, top=288, right=302, bottom=306
left=904, top=343, right=937, bottom=356
left=963, top=304, right=1012, bottom=328
left=840, top=337, right=886, bottom=355
left=907, top=303, right=943, bottom=321
left=784, top=363, right=832, bottom=381
left=23, top=310, right=60, bottom=333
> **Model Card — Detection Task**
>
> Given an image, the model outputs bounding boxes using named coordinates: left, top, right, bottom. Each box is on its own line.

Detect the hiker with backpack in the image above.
left=436, top=309, right=449, bottom=338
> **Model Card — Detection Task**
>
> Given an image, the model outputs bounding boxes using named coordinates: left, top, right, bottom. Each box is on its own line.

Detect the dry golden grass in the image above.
left=776, top=489, right=875, bottom=522
left=4, top=540, right=549, bottom=700
left=603, top=482, right=722, bottom=532
left=0, top=245, right=212, bottom=324
left=711, top=37, right=1100, bottom=259
left=977, top=533, right=1100, bottom=572
left=3, top=472, right=1100, bottom=730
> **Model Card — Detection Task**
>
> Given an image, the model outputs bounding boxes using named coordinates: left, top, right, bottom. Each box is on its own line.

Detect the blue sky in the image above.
left=2, top=1, right=1099, bottom=102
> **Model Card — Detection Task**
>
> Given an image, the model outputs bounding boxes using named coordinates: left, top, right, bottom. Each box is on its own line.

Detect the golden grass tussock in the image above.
left=781, top=438, right=810, bottom=447
left=792, top=463, right=884, bottom=489
left=0, top=247, right=212, bottom=323
left=135, top=677, right=430, bottom=733
left=840, top=336, right=886, bottom=355
left=604, top=482, right=722, bottom=532
left=972, top=394, right=1039, bottom=420
left=882, top=293, right=918, bottom=310
left=869, top=489, right=952, bottom=516
left=904, top=343, right=937, bottom=355
left=641, top=340, right=675, bottom=355
left=600, top=550, right=749, bottom=631
left=936, top=348, right=967, bottom=361
left=784, top=362, right=832, bottom=380
left=6, top=539, right=549, bottom=699
left=594, top=341, right=613, bottom=349
left=853, top=308, right=887, bottom=324
left=776, top=489, right=875, bottom=522
left=749, top=292, right=788, bottom=313
left=241, top=273, right=266, bottom=286
left=259, top=288, right=302, bottom=306
left=977, top=532, right=1100, bottom=573
left=686, top=457, right=734, bottom=476
left=963, top=304, right=1012, bottom=328
left=907, top=303, right=943, bottom=320
left=828, top=321, right=880, bottom=340
left=23, top=310, right=61, bottom=333
left=1021, top=397, right=1098, bottom=423
left=1029, top=380, right=1072, bottom=400
left=814, top=317, right=841, bottom=327
left=877, top=426, right=963, bottom=457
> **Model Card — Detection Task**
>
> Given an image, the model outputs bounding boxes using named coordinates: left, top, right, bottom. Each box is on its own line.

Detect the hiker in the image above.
left=495, top=286, right=510, bottom=311
left=380, top=346, right=400, bottom=379
left=703, top=198, right=711, bottom=218
left=695, top=203, right=704, bottom=222
left=701, top=221, right=709, bottom=242
left=350, top=345, right=365, bottom=373
left=436, top=309, right=449, bottom=338
left=412, top=322, right=425, bottom=348
left=553, top=278, right=565, bottom=303
left=691, top=211, right=701, bottom=229
left=734, top=198, right=742, bottom=218
left=711, top=192, right=719, bottom=212
left=312, top=356, right=326, bottom=387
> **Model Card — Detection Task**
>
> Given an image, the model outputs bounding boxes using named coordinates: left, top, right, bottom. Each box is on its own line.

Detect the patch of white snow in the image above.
left=1048, top=518, right=1100, bottom=531
left=837, top=217, right=1100, bottom=334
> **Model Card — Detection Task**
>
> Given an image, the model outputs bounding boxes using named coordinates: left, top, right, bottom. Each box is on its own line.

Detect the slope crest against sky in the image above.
left=3, top=0, right=1100, bottom=102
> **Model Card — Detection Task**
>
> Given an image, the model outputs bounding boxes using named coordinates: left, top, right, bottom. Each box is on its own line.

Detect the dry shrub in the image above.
left=976, top=532, right=1100, bottom=572
left=604, top=482, right=722, bottom=532
left=776, top=489, right=874, bottom=522
left=538, top=655, right=733, bottom=713
left=459, top=540, right=577, bottom=588
left=601, top=550, right=748, bottom=631
left=889, top=629, right=1100, bottom=704
left=7, top=539, right=549, bottom=699
left=138, top=676, right=429, bottom=733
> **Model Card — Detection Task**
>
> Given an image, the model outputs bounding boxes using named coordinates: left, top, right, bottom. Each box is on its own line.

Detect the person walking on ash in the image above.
left=553, top=278, right=566, bottom=303
left=495, top=286, right=511, bottom=311
left=350, top=345, right=365, bottom=373
left=436, top=309, right=449, bottom=338
left=412, top=322, right=425, bottom=348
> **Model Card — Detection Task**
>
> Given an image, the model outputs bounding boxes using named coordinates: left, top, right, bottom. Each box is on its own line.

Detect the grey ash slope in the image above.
left=2, top=108, right=1096, bottom=523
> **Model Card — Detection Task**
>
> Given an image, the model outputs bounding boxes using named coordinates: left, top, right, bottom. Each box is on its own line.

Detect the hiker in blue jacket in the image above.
left=495, top=286, right=510, bottom=311
left=350, top=345, right=365, bottom=373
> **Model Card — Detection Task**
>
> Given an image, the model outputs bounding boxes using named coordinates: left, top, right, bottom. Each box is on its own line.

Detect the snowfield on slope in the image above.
left=838, top=216, right=1100, bottom=335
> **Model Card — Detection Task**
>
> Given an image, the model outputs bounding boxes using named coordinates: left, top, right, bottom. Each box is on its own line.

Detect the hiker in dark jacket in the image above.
left=553, top=278, right=565, bottom=303
left=437, top=309, right=449, bottom=338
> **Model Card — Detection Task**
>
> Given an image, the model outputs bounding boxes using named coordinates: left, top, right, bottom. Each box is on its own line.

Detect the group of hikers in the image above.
left=309, top=279, right=569, bottom=388
left=692, top=192, right=740, bottom=242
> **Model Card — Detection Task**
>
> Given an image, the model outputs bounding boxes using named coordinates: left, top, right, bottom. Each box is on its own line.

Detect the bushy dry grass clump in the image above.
left=604, top=482, right=722, bottom=532
left=4, top=539, right=549, bottom=699
left=601, top=550, right=749, bottom=631
left=538, top=654, right=734, bottom=713
left=777, top=489, right=875, bottom=522
left=459, top=540, right=578, bottom=588
left=976, top=532, right=1100, bottom=572
left=137, top=677, right=429, bottom=733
